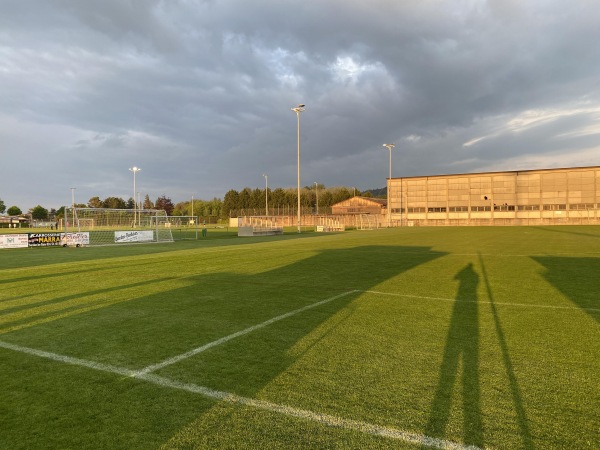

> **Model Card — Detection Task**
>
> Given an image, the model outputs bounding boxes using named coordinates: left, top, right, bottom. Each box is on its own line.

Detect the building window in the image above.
left=569, top=203, right=595, bottom=210
left=471, top=206, right=491, bottom=212
left=494, top=204, right=515, bottom=211
left=543, top=204, right=567, bottom=211
left=449, top=206, right=468, bottom=212
left=427, top=207, right=447, bottom=213
left=407, top=207, right=425, bottom=213
left=517, top=205, right=540, bottom=211
left=391, top=208, right=404, bottom=213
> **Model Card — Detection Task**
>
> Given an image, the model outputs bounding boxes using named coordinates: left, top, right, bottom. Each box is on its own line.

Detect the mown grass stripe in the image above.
left=135, top=290, right=359, bottom=376
left=363, top=290, right=600, bottom=312
left=0, top=339, right=485, bottom=450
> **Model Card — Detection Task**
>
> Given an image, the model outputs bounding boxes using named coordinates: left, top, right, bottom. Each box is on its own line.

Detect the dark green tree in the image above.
left=30, top=205, right=49, bottom=220
left=222, top=189, right=239, bottom=218
left=143, top=194, right=154, bottom=209
left=103, top=197, right=127, bottom=209
left=0, top=198, right=5, bottom=214
left=7, top=206, right=22, bottom=216
left=88, top=196, right=103, bottom=208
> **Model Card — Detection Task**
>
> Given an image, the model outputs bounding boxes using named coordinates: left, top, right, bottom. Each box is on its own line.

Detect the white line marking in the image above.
left=362, top=290, right=600, bottom=313
left=0, top=340, right=136, bottom=377
left=136, top=290, right=359, bottom=376
left=0, top=339, right=484, bottom=450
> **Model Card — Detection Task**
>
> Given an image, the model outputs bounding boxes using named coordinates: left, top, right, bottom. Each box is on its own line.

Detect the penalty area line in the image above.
left=362, top=290, right=600, bottom=313
left=135, top=290, right=360, bottom=376
left=0, top=339, right=485, bottom=450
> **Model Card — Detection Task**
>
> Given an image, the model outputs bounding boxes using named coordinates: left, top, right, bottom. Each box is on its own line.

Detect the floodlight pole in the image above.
left=383, top=144, right=395, bottom=227
left=129, top=166, right=141, bottom=227
left=70, top=187, right=76, bottom=231
left=263, top=174, right=268, bottom=216
left=314, top=182, right=318, bottom=215
left=291, top=104, right=305, bottom=233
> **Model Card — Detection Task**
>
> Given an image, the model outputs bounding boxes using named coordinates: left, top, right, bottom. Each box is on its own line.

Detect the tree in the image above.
left=7, top=206, right=22, bottom=216
left=103, top=197, right=127, bottom=209
left=88, top=196, right=103, bottom=208
left=155, top=195, right=174, bottom=215
left=126, top=197, right=135, bottom=209
left=143, top=194, right=154, bottom=209
left=222, top=189, right=239, bottom=218
left=30, top=205, right=49, bottom=220
left=0, top=198, right=5, bottom=214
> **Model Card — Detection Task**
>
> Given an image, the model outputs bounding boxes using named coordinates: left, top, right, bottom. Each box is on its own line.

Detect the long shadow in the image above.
left=424, top=263, right=483, bottom=447
left=479, top=254, right=534, bottom=449
left=531, top=256, right=600, bottom=323
left=533, top=225, right=600, bottom=239
left=0, top=230, right=332, bottom=270
left=2, top=244, right=447, bottom=449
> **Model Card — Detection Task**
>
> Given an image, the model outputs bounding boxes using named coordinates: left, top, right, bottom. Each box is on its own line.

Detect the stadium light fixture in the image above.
left=263, top=174, right=268, bottom=216
left=129, top=166, right=141, bottom=227
left=291, top=104, right=305, bottom=233
left=383, top=144, right=395, bottom=226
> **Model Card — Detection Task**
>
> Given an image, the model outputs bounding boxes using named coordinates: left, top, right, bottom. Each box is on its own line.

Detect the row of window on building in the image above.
left=391, top=203, right=597, bottom=214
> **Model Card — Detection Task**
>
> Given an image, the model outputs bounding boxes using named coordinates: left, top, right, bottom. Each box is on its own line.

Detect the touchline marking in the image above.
left=135, top=290, right=359, bottom=376
left=0, top=339, right=484, bottom=450
left=362, top=290, right=600, bottom=313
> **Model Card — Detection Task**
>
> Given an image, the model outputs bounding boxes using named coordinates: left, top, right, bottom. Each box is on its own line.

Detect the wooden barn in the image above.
left=331, top=196, right=387, bottom=215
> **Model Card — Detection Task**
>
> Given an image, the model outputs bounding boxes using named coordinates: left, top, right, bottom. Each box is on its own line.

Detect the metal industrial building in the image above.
left=387, top=166, right=600, bottom=226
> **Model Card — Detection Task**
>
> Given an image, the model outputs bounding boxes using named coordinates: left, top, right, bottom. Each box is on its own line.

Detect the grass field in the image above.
left=1, top=226, right=598, bottom=449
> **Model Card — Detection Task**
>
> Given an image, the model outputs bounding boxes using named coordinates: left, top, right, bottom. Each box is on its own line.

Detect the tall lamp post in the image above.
left=70, top=187, right=76, bottom=230
left=383, top=144, right=395, bottom=227
left=314, top=182, right=319, bottom=215
left=263, top=174, right=268, bottom=216
left=129, top=166, right=141, bottom=227
left=291, top=104, right=305, bottom=233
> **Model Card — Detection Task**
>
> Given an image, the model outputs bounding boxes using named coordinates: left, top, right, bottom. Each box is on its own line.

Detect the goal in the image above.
left=153, top=215, right=200, bottom=240
left=65, top=207, right=174, bottom=246
left=358, top=214, right=379, bottom=230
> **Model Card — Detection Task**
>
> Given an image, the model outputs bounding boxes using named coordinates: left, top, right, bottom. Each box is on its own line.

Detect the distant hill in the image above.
left=362, top=187, right=387, bottom=198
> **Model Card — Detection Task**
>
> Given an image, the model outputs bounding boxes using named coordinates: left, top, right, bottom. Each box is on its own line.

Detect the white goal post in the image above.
left=358, top=214, right=379, bottom=230
left=64, top=207, right=174, bottom=246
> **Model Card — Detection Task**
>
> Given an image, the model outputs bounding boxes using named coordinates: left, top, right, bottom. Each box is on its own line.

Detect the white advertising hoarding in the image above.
left=0, top=234, right=29, bottom=249
left=114, top=230, right=154, bottom=243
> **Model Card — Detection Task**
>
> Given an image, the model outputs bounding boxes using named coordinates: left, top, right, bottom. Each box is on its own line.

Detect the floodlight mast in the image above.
left=263, top=174, right=268, bottom=215
left=383, top=144, right=395, bottom=227
left=291, top=104, right=305, bottom=233
left=129, top=166, right=141, bottom=227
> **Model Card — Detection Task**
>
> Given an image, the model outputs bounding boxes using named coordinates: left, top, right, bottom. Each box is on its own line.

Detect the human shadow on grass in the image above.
left=533, top=226, right=600, bottom=240
left=479, top=254, right=533, bottom=450
left=423, top=263, right=484, bottom=448
left=2, top=244, right=446, bottom=448
left=531, top=256, right=600, bottom=323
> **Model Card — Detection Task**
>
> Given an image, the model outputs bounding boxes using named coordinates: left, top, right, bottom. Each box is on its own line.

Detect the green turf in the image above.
left=1, top=226, right=598, bottom=449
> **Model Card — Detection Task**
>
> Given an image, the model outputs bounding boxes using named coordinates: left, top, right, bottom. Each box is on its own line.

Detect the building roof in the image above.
left=391, top=165, right=600, bottom=181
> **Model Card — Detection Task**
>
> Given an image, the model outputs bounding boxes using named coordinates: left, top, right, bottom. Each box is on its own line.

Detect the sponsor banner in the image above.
left=114, top=230, right=154, bottom=243
left=1, top=234, right=29, bottom=249
left=29, top=233, right=62, bottom=247
left=63, top=232, right=90, bottom=246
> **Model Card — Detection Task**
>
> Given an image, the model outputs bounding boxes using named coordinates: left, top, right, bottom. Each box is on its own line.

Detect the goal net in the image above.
left=65, top=207, right=174, bottom=246
left=152, top=215, right=199, bottom=240
left=358, top=214, right=378, bottom=230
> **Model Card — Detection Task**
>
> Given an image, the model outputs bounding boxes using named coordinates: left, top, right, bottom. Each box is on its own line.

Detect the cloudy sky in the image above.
left=2, top=0, right=600, bottom=210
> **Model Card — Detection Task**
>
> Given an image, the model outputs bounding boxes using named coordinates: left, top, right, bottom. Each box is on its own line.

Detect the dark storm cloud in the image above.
left=1, top=0, right=599, bottom=210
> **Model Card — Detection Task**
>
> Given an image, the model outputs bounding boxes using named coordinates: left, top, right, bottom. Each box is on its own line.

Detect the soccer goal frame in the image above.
left=358, top=214, right=379, bottom=230
left=152, top=215, right=200, bottom=240
left=65, top=207, right=174, bottom=246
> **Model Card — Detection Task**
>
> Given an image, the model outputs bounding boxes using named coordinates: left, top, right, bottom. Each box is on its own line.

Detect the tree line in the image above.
left=0, top=185, right=380, bottom=221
